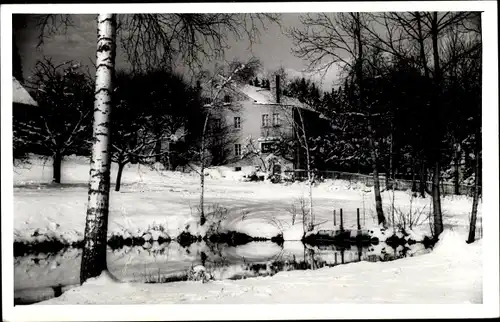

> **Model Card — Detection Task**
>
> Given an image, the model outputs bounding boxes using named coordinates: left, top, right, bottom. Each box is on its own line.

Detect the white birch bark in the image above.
left=295, top=107, right=314, bottom=231
left=80, top=14, right=116, bottom=284
left=198, top=65, right=245, bottom=225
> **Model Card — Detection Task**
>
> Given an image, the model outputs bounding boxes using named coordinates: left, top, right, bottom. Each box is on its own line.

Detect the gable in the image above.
left=13, top=77, right=38, bottom=107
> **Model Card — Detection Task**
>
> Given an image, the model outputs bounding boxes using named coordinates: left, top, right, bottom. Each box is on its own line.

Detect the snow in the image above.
left=239, top=84, right=312, bottom=110
left=282, top=224, right=305, bottom=240
left=13, top=77, right=38, bottom=106
left=33, top=229, right=482, bottom=306
left=13, top=155, right=483, bottom=244
left=8, top=155, right=494, bottom=317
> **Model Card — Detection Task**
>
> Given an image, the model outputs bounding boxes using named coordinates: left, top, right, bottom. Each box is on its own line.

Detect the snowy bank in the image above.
left=35, top=230, right=481, bottom=306
left=13, top=155, right=482, bottom=245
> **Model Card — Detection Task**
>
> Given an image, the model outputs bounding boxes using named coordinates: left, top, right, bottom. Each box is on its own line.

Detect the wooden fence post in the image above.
left=357, top=208, right=361, bottom=230
left=340, top=208, right=344, bottom=232
left=333, top=209, right=336, bottom=227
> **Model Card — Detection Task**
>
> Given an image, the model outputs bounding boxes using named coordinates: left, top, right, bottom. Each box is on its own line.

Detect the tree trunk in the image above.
left=370, top=137, right=385, bottom=225
left=295, top=107, right=314, bottom=231
left=387, top=132, right=394, bottom=190
left=353, top=13, right=385, bottom=225
left=454, top=142, right=461, bottom=195
left=80, top=14, right=116, bottom=285
left=154, top=134, right=162, bottom=162
left=411, top=158, right=417, bottom=194
left=430, top=12, right=444, bottom=238
left=431, top=161, right=444, bottom=237
left=115, top=162, right=125, bottom=192
left=419, top=162, right=427, bottom=198
left=52, top=151, right=62, bottom=183
left=467, top=131, right=481, bottom=243
left=199, top=113, right=210, bottom=226
left=415, top=12, right=430, bottom=79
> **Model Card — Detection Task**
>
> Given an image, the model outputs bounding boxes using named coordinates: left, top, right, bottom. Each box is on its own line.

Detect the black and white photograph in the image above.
left=2, top=1, right=498, bottom=321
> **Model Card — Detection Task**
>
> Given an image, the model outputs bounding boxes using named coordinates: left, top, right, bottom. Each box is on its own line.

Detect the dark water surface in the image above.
left=14, top=240, right=431, bottom=305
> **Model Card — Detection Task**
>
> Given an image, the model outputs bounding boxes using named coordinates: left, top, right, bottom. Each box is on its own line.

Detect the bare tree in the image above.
left=111, top=69, right=200, bottom=191
left=361, top=11, right=475, bottom=237
left=34, top=13, right=280, bottom=282
left=195, top=59, right=259, bottom=225
left=288, top=13, right=386, bottom=225
left=20, top=58, right=93, bottom=183
left=118, top=14, right=279, bottom=73
left=241, top=136, right=274, bottom=173
left=467, top=127, right=481, bottom=244
left=294, top=106, right=315, bottom=231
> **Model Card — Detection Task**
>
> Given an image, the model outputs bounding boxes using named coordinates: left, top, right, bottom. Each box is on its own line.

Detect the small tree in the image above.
left=241, top=136, right=282, bottom=175
left=111, top=69, right=201, bottom=191
left=288, top=13, right=387, bottom=226
left=20, top=58, right=94, bottom=183
left=195, top=58, right=261, bottom=225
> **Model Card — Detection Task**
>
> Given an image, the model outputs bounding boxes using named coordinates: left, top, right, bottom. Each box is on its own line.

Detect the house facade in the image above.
left=202, top=75, right=323, bottom=173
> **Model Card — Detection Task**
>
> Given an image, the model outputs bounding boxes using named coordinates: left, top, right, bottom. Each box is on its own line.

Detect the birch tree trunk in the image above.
left=80, top=14, right=116, bottom=284
left=295, top=107, right=314, bottom=231
left=199, top=113, right=210, bottom=226
left=454, top=142, right=461, bottom=195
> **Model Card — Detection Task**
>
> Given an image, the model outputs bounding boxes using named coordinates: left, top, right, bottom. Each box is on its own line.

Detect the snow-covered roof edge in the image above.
left=13, top=77, right=38, bottom=106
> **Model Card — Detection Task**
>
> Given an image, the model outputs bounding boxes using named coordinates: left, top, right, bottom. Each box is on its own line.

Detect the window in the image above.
left=262, top=114, right=270, bottom=127
left=204, top=97, right=212, bottom=105
left=212, top=118, right=221, bottom=129
left=224, top=94, right=231, bottom=103
left=234, top=116, right=241, bottom=129
left=235, top=144, right=241, bottom=157
left=261, top=142, right=273, bottom=153
left=272, top=113, right=280, bottom=126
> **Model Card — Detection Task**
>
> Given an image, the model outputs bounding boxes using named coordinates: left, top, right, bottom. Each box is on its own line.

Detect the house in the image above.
left=201, top=74, right=329, bottom=174
left=13, top=77, right=38, bottom=160
left=13, top=77, right=38, bottom=108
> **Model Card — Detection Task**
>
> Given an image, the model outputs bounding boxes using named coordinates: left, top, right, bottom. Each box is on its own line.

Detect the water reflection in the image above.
left=14, top=241, right=431, bottom=304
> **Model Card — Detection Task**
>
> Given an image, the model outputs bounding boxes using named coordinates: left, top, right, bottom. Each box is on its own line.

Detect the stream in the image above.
left=14, top=240, right=431, bottom=305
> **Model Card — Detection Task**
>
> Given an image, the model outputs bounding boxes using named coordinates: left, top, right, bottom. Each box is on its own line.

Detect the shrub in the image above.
left=187, top=265, right=213, bottom=283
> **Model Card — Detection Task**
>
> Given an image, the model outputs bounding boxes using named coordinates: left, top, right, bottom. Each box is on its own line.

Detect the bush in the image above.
left=208, top=204, right=229, bottom=234
left=187, top=265, right=213, bottom=283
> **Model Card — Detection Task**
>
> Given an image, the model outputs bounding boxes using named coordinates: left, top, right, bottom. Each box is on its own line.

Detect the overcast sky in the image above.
left=15, top=14, right=340, bottom=90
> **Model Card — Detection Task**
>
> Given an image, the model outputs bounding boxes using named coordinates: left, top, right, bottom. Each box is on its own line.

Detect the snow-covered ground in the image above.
left=5, top=155, right=497, bottom=319
left=15, top=240, right=397, bottom=304
left=33, top=231, right=482, bottom=305
left=13, top=230, right=484, bottom=322
left=13, top=155, right=482, bottom=244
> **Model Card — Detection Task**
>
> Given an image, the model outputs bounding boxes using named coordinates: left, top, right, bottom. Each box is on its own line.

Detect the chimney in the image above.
left=275, top=74, right=281, bottom=104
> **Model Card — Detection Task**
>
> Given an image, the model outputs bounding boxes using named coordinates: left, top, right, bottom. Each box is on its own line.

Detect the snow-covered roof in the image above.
left=13, top=77, right=38, bottom=106
left=237, top=84, right=316, bottom=112
left=199, top=77, right=316, bottom=112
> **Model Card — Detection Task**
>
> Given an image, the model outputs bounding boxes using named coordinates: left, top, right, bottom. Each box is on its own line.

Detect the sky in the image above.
left=14, top=14, right=341, bottom=91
